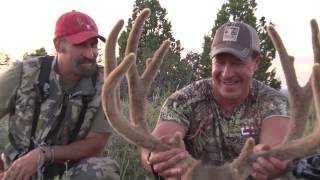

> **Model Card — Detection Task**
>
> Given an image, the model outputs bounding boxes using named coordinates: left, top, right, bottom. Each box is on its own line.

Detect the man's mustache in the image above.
left=78, top=56, right=96, bottom=64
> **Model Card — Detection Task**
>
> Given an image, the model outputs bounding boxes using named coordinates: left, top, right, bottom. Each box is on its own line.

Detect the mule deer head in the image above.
left=102, top=8, right=320, bottom=180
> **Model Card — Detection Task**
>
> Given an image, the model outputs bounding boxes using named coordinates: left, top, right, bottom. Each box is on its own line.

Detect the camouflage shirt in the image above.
left=0, top=57, right=112, bottom=162
left=159, top=78, right=289, bottom=165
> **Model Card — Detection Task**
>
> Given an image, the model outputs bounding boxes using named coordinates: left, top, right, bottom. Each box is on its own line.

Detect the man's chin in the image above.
left=78, top=66, right=97, bottom=78
left=220, top=90, right=242, bottom=100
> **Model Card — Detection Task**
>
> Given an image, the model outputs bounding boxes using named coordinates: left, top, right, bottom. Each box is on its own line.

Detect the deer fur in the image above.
left=102, top=8, right=320, bottom=180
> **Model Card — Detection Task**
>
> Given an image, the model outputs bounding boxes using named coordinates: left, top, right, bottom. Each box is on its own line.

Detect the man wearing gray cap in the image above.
left=141, top=21, right=290, bottom=179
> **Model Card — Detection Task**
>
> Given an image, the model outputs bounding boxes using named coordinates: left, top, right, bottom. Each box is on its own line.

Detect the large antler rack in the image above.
left=102, top=9, right=171, bottom=152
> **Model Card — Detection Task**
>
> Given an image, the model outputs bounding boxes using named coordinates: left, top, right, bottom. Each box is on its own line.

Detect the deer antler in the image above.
left=266, top=25, right=311, bottom=141
left=250, top=20, right=320, bottom=159
left=102, top=9, right=171, bottom=151
left=102, top=8, right=200, bottom=180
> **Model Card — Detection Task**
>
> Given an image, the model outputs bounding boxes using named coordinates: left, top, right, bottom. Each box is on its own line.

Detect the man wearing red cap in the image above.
left=0, top=10, right=119, bottom=179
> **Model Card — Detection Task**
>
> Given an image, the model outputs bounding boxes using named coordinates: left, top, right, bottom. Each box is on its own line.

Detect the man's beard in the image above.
left=74, top=56, right=98, bottom=78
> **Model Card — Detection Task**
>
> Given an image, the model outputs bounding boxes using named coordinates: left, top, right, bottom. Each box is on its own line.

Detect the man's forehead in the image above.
left=214, top=53, right=242, bottom=60
left=72, top=37, right=99, bottom=45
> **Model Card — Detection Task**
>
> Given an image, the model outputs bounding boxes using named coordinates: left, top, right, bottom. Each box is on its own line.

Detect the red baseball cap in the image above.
left=54, top=10, right=105, bottom=44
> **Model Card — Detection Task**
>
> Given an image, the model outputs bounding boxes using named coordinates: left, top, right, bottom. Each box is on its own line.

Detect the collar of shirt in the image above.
left=51, top=57, right=95, bottom=98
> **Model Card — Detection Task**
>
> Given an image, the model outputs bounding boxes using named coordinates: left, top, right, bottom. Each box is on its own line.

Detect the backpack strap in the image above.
left=68, top=70, right=98, bottom=143
left=28, top=55, right=54, bottom=151
left=44, top=68, right=98, bottom=144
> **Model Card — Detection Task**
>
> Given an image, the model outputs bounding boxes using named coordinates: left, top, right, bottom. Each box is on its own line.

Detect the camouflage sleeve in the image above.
left=0, top=61, right=22, bottom=118
left=159, top=95, right=190, bottom=131
left=259, top=91, right=289, bottom=121
left=89, top=106, right=113, bottom=133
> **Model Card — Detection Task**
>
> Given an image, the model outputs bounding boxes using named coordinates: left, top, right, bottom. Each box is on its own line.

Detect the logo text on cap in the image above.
left=223, top=26, right=239, bottom=42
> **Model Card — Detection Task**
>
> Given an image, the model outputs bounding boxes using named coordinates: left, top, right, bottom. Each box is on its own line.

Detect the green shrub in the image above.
left=105, top=91, right=169, bottom=180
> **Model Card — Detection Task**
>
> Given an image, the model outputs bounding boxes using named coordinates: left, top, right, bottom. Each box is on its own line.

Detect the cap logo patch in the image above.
left=223, top=25, right=239, bottom=42
left=76, top=17, right=92, bottom=30
left=240, top=48, right=250, bottom=58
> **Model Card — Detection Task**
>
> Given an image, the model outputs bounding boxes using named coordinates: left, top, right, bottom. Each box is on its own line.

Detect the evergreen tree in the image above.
left=0, top=52, right=11, bottom=70
left=201, top=0, right=281, bottom=89
left=118, top=0, right=192, bottom=94
left=23, top=47, right=48, bottom=60
left=182, top=51, right=204, bottom=81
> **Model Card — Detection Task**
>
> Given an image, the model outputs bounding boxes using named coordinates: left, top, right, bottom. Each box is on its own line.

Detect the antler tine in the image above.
left=123, top=9, right=151, bottom=129
left=267, top=26, right=300, bottom=91
left=312, top=64, right=320, bottom=122
left=125, top=8, right=151, bottom=82
left=125, top=9, right=150, bottom=55
left=104, top=20, right=125, bottom=111
left=141, top=40, right=170, bottom=88
left=311, top=19, right=320, bottom=63
left=105, top=20, right=124, bottom=75
left=267, top=26, right=312, bottom=140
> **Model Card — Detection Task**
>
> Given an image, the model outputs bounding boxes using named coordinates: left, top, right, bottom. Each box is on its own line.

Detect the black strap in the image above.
left=45, top=94, right=68, bottom=144
left=68, top=69, right=97, bottom=143
left=68, top=95, right=91, bottom=143
left=28, top=56, right=54, bottom=151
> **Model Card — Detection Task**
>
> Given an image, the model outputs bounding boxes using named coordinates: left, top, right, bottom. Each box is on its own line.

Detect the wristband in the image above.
left=49, top=146, right=55, bottom=164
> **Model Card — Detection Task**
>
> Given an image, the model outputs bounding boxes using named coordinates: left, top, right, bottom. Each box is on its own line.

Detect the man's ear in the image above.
left=54, top=38, right=64, bottom=53
left=253, top=55, right=261, bottom=72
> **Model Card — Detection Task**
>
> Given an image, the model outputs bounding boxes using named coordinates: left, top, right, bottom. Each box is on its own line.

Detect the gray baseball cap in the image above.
left=210, top=21, right=260, bottom=61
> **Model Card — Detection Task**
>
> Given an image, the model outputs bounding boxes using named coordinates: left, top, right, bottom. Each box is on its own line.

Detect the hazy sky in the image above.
left=1, top=0, right=319, bottom=88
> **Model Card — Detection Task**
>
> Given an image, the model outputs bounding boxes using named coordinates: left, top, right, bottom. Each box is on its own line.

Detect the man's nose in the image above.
left=83, top=47, right=98, bottom=59
left=221, top=63, right=234, bottom=77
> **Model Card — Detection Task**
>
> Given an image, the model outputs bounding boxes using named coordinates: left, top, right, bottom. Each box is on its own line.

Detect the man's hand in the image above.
left=148, top=148, right=188, bottom=180
left=2, top=148, right=43, bottom=180
left=251, top=144, right=290, bottom=180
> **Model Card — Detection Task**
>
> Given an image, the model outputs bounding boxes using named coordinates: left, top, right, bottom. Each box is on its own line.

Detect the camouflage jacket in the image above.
left=2, top=56, right=106, bottom=163
left=159, top=78, right=289, bottom=165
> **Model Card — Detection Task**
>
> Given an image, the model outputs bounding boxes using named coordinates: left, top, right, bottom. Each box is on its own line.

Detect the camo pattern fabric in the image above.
left=66, top=157, right=120, bottom=180
left=4, top=56, right=104, bottom=162
left=159, top=78, right=289, bottom=165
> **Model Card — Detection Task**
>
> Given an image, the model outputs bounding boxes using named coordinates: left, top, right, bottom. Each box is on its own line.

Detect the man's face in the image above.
left=60, top=38, right=99, bottom=79
left=211, top=53, right=259, bottom=101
